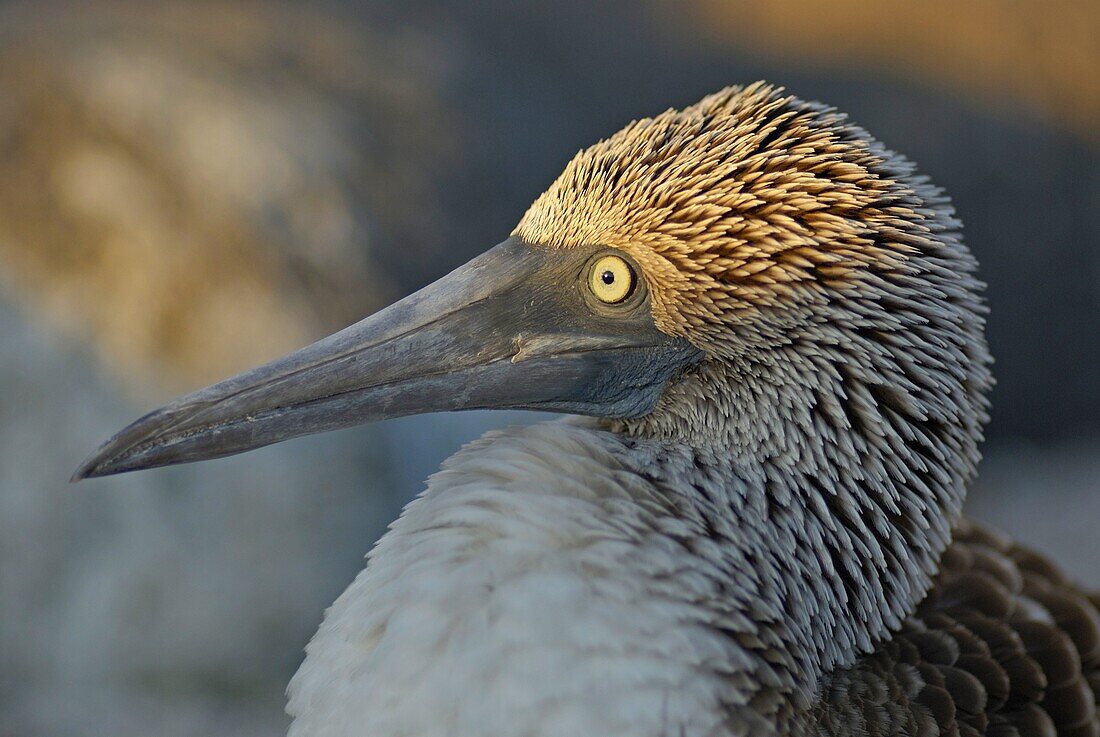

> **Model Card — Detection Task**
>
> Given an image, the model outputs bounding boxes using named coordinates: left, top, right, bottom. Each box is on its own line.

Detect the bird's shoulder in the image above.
left=812, top=519, right=1100, bottom=737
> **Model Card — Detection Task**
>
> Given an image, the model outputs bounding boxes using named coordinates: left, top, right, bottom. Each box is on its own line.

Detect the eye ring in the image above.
left=588, top=254, right=636, bottom=304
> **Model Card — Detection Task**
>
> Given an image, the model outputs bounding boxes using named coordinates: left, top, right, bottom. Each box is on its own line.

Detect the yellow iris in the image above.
left=588, top=255, right=635, bottom=304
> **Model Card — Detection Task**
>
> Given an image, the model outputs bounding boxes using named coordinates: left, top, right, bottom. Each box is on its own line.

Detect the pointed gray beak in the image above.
left=73, top=238, right=701, bottom=480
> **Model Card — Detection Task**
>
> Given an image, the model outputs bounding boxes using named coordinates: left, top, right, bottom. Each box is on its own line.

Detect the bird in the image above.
left=73, top=82, right=1100, bottom=737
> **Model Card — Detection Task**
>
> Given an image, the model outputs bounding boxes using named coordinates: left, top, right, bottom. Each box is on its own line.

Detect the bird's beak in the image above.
left=73, top=237, right=702, bottom=479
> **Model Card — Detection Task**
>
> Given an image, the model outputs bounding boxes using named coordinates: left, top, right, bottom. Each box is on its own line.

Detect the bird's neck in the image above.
left=289, top=396, right=981, bottom=736
left=606, top=351, right=985, bottom=706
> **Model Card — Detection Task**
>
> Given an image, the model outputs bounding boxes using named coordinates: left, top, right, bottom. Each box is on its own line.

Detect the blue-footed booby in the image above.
left=74, top=82, right=1100, bottom=737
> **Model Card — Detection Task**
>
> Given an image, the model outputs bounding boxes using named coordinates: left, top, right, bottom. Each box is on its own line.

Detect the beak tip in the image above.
left=71, top=455, right=110, bottom=482
left=72, top=437, right=138, bottom=482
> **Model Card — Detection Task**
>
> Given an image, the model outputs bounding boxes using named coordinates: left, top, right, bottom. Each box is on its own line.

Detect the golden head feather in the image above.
left=514, top=82, right=949, bottom=349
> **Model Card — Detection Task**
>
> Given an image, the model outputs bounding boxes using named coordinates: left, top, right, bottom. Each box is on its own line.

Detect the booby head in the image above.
left=74, top=82, right=991, bottom=480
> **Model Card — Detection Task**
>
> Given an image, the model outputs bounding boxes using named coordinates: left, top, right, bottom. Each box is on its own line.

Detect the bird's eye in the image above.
left=588, top=254, right=635, bottom=304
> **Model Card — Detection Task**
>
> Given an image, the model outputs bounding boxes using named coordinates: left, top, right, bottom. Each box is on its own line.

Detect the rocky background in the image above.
left=1, top=2, right=1097, bottom=735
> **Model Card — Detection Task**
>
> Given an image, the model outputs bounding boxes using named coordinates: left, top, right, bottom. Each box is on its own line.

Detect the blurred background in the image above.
left=0, top=1, right=1097, bottom=734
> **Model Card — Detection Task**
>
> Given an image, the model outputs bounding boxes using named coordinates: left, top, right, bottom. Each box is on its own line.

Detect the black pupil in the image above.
left=601, top=270, right=616, bottom=285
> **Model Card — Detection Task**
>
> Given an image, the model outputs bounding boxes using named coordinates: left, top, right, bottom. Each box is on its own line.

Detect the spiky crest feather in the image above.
left=515, top=82, right=958, bottom=357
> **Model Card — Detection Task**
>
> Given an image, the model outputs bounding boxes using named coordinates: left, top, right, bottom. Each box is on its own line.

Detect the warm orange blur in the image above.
left=688, top=0, right=1100, bottom=142
left=0, top=2, right=453, bottom=392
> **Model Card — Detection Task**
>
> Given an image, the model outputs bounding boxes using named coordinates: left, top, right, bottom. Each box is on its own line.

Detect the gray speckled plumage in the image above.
left=286, top=85, right=1059, bottom=736
left=287, top=86, right=1098, bottom=736
left=816, top=521, right=1100, bottom=737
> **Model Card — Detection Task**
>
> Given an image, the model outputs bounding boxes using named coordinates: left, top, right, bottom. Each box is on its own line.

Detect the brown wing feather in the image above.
left=812, top=518, right=1100, bottom=737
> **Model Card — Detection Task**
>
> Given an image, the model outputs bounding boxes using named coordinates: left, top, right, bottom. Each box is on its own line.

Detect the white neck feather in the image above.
left=287, top=396, right=969, bottom=736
